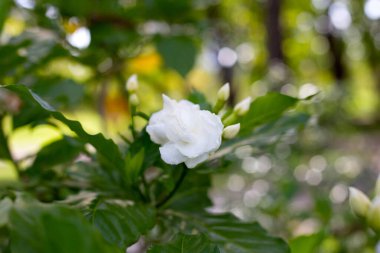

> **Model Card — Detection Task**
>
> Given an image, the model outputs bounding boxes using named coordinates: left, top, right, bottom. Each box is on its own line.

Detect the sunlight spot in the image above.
left=217, top=47, right=238, bottom=67
left=299, top=83, right=319, bottom=99
left=330, top=183, right=348, bottom=203
left=227, top=174, right=245, bottom=192
left=14, top=0, right=35, bottom=9
left=329, top=2, right=351, bottom=30
left=67, top=27, right=91, bottom=49
left=364, top=0, right=380, bottom=20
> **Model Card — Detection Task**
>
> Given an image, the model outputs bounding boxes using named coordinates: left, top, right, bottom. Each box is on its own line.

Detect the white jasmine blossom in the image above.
left=147, top=95, right=224, bottom=168
left=234, top=97, right=252, bottom=116
left=129, top=94, right=139, bottom=106
left=367, top=197, right=380, bottom=232
left=126, top=74, right=139, bottom=93
left=223, top=123, right=240, bottom=139
left=349, top=187, right=371, bottom=218
left=217, top=83, right=230, bottom=102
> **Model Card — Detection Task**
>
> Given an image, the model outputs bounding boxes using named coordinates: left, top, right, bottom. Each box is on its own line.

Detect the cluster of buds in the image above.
left=126, top=74, right=139, bottom=107
left=213, top=83, right=252, bottom=140
left=349, top=176, right=380, bottom=233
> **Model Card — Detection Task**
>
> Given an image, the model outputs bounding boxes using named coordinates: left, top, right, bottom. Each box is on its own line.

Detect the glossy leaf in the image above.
left=30, top=135, right=84, bottom=172
left=148, top=233, right=220, bottom=253
left=163, top=170, right=212, bottom=212
left=9, top=201, right=120, bottom=253
left=183, top=213, right=290, bottom=253
left=240, top=93, right=299, bottom=133
left=3, top=85, right=124, bottom=174
left=124, top=149, right=145, bottom=185
left=85, top=199, right=156, bottom=249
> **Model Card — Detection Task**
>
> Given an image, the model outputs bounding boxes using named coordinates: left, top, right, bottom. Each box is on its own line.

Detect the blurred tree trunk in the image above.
left=265, top=0, right=288, bottom=91
left=325, top=29, right=345, bottom=83
left=266, top=0, right=284, bottom=63
left=207, top=4, right=236, bottom=105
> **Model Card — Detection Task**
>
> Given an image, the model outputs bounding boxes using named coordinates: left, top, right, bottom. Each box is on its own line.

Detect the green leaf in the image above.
left=180, top=213, right=289, bottom=253
left=30, top=135, right=84, bottom=172
left=9, top=201, right=120, bottom=253
left=156, top=36, right=197, bottom=77
left=290, top=233, right=323, bottom=253
left=31, top=79, right=85, bottom=109
left=3, top=85, right=124, bottom=175
left=148, top=233, right=220, bottom=253
left=85, top=199, right=156, bottom=249
left=163, top=171, right=212, bottom=213
left=240, top=93, right=299, bottom=133
left=124, top=149, right=145, bottom=185
left=128, top=128, right=160, bottom=171
left=0, top=0, right=12, bottom=33
left=188, top=90, right=212, bottom=111
left=0, top=198, right=13, bottom=227
left=218, top=113, right=309, bottom=157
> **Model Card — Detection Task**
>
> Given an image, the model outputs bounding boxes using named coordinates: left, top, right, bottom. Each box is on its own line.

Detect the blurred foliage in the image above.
left=0, top=0, right=380, bottom=252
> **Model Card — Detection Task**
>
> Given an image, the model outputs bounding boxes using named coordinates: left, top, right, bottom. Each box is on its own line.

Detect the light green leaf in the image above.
left=240, top=93, right=299, bottom=133
left=125, top=149, right=145, bottom=185
left=85, top=199, right=156, bottom=249
left=148, top=233, right=220, bottom=253
left=290, top=233, right=323, bottom=253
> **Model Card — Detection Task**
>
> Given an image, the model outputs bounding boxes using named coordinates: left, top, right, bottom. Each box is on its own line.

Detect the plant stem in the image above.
left=156, top=164, right=188, bottom=208
left=130, top=105, right=137, bottom=140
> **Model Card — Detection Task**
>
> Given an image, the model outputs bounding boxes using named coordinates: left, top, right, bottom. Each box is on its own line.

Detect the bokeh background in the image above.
left=1, top=0, right=380, bottom=252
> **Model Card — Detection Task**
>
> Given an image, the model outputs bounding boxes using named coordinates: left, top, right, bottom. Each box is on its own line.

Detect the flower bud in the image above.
left=223, top=123, right=240, bottom=139
left=129, top=93, right=139, bottom=106
left=126, top=74, right=138, bottom=93
left=349, top=187, right=371, bottom=218
left=217, top=83, right=230, bottom=102
left=367, top=197, right=380, bottom=232
left=233, top=97, right=252, bottom=116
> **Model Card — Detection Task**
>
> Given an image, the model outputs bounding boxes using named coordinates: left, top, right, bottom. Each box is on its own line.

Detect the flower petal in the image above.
left=185, top=153, right=209, bottom=168
left=159, top=143, right=186, bottom=165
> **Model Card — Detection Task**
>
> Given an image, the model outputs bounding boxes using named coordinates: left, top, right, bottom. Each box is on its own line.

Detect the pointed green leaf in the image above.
left=85, top=199, right=156, bottom=249
left=181, top=213, right=289, bottom=253
left=240, top=93, right=299, bottom=133
left=2, top=85, right=124, bottom=174
left=9, top=201, right=120, bottom=253
left=148, top=233, right=220, bottom=253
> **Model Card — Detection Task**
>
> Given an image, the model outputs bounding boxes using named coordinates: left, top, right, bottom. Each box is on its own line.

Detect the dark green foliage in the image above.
left=156, top=36, right=198, bottom=77
left=9, top=200, right=121, bottom=253
left=85, top=199, right=156, bottom=249
left=148, top=233, right=220, bottom=253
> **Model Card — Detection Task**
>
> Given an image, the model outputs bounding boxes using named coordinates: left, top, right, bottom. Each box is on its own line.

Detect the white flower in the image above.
left=349, top=187, right=371, bottom=218
left=233, top=97, right=252, bottom=116
left=126, top=74, right=138, bottom=92
left=129, top=94, right=139, bottom=106
left=217, top=83, right=230, bottom=102
left=223, top=123, right=240, bottom=139
left=147, top=95, right=224, bottom=168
